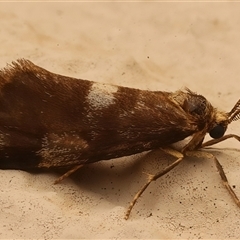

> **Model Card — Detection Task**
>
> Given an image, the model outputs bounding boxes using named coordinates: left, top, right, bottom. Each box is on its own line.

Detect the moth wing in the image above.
left=37, top=133, right=90, bottom=168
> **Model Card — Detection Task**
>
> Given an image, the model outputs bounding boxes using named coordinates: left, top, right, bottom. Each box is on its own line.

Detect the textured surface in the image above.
left=0, top=2, right=240, bottom=239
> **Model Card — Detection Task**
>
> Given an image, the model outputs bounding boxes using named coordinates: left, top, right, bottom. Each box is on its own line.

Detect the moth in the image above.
left=0, top=59, right=239, bottom=219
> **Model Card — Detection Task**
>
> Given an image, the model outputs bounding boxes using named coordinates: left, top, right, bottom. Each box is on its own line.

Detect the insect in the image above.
left=0, top=59, right=239, bottom=219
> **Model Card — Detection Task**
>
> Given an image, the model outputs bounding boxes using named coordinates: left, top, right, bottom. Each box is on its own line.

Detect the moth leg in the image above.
left=54, top=164, right=84, bottom=184
left=125, top=147, right=184, bottom=220
left=186, top=151, right=240, bottom=208
left=202, top=134, right=240, bottom=148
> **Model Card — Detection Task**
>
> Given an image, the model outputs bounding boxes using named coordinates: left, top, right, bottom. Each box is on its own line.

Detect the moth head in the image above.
left=209, top=99, right=240, bottom=139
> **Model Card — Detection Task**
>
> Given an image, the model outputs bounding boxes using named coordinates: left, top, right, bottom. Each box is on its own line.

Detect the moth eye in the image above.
left=209, top=125, right=225, bottom=139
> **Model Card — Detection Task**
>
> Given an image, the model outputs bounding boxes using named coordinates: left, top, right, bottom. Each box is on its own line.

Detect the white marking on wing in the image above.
left=87, top=82, right=118, bottom=110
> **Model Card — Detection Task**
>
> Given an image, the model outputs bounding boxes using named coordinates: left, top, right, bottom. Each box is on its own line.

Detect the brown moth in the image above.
left=0, top=59, right=239, bottom=219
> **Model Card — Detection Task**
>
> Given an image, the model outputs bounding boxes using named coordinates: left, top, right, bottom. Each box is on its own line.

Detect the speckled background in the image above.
left=0, top=2, right=240, bottom=239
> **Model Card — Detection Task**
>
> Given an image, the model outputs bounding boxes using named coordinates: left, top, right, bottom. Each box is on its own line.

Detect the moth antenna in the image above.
left=228, top=99, right=240, bottom=123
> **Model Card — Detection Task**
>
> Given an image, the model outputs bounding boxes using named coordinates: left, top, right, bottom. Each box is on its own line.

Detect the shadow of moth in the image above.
left=0, top=59, right=239, bottom=219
